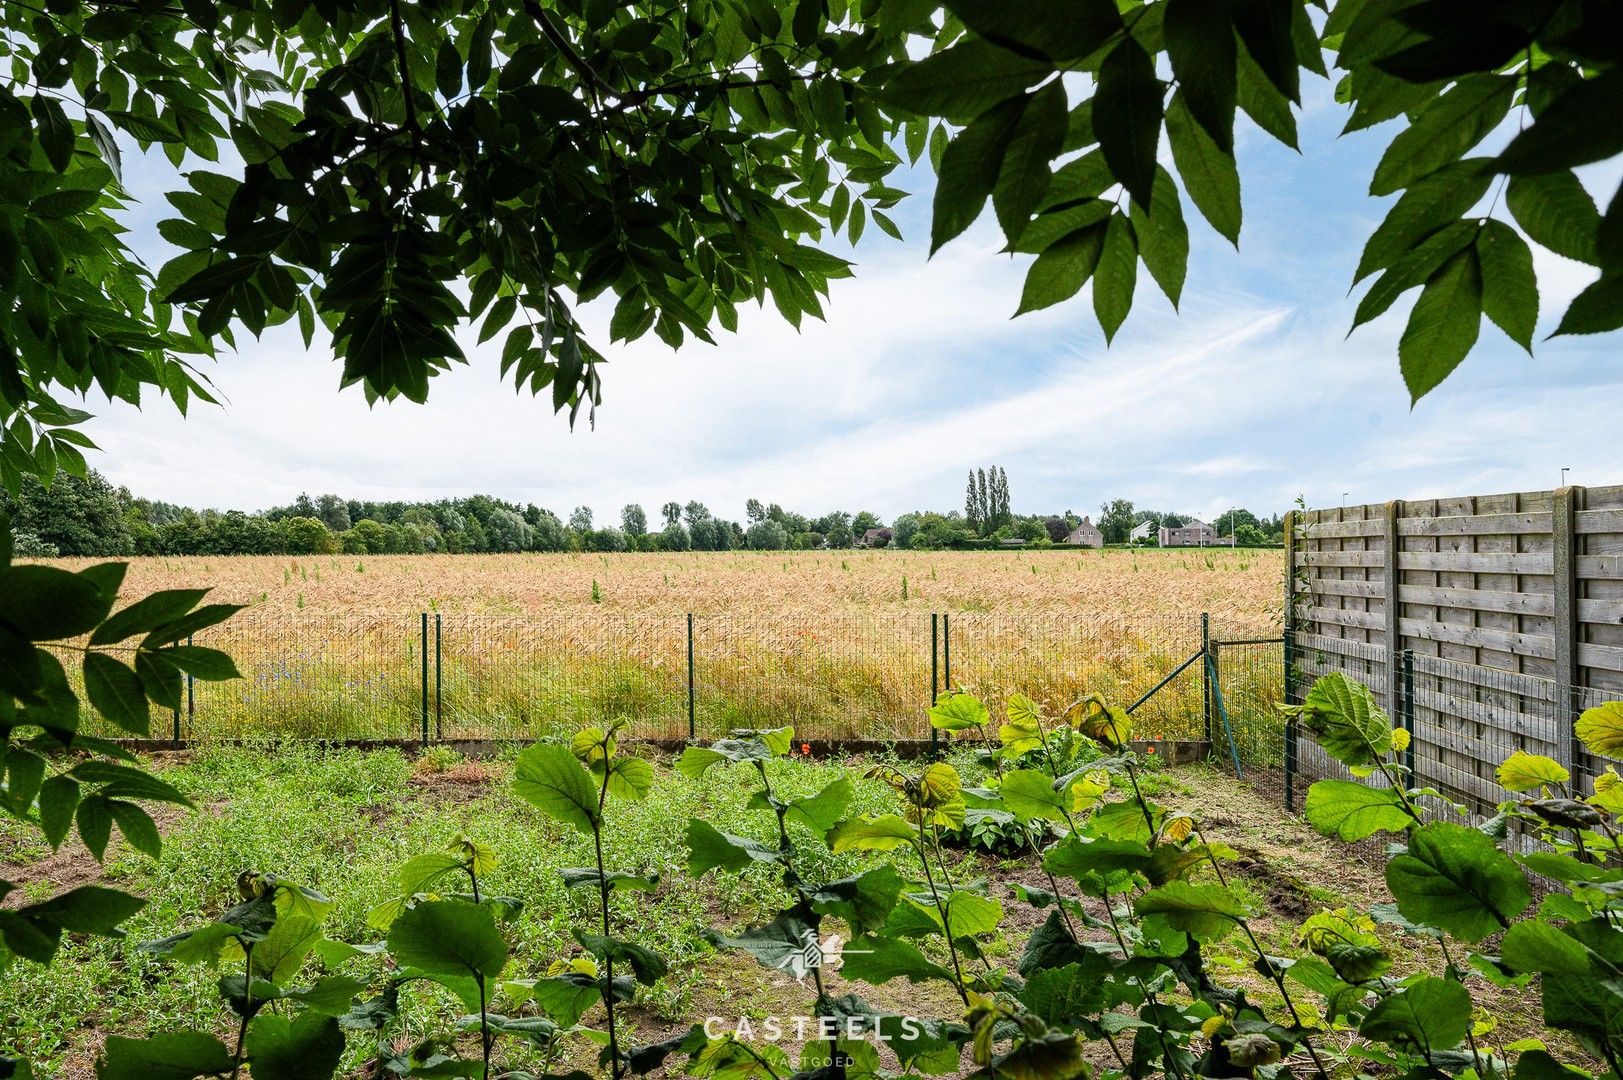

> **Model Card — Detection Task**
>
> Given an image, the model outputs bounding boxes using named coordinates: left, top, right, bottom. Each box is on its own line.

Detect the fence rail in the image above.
left=80, top=610, right=1283, bottom=749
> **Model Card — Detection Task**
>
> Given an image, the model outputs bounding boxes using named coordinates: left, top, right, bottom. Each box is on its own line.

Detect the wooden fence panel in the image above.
left=1286, top=484, right=1623, bottom=809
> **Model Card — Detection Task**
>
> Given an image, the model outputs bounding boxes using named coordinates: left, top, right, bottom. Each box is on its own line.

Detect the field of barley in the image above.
left=58, top=549, right=1286, bottom=749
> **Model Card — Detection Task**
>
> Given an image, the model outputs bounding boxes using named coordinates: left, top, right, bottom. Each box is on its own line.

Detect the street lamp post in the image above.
left=1561, top=467, right=1571, bottom=488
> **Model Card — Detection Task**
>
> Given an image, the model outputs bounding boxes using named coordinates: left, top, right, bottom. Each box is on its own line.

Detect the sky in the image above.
left=79, top=76, right=1622, bottom=527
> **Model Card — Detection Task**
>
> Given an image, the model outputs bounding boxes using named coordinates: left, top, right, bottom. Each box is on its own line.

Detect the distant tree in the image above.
left=891, top=513, right=922, bottom=549
left=284, top=517, right=334, bottom=555
left=595, top=527, right=628, bottom=553
left=745, top=499, right=766, bottom=524
left=1043, top=516, right=1070, bottom=543
left=1212, top=509, right=1260, bottom=538
left=0, top=470, right=132, bottom=556
left=1235, top=523, right=1268, bottom=547
left=487, top=509, right=531, bottom=552
left=825, top=522, right=854, bottom=549
left=851, top=510, right=882, bottom=533
left=683, top=501, right=711, bottom=526
left=965, top=471, right=979, bottom=534
left=659, top=521, right=691, bottom=552
left=529, top=509, right=567, bottom=552
left=975, top=469, right=990, bottom=535
left=1016, top=517, right=1045, bottom=542
left=315, top=494, right=351, bottom=533
left=661, top=501, right=682, bottom=527
left=621, top=504, right=647, bottom=537
left=1099, top=499, right=1136, bottom=545
left=689, top=517, right=721, bottom=551
left=568, top=506, right=594, bottom=533
left=746, top=519, right=788, bottom=550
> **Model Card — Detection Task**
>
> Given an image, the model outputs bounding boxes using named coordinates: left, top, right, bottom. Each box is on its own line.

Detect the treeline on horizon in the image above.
left=0, top=469, right=1286, bottom=558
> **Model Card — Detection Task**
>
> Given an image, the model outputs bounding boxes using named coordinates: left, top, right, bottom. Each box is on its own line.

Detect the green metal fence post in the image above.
left=686, top=613, right=696, bottom=741
left=185, top=633, right=194, bottom=733
left=1283, top=621, right=1296, bottom=812
left=930, top=613, right=939, bottom=758
left=1200, top=613, right=1212, bottom=744
left=943, top=613, right=951, bottom=692
left=419, top=612, right=429, bottom=746
left=1401, top=648, right=1417, bottom=778
left=434, top=613, right=442, bottom=740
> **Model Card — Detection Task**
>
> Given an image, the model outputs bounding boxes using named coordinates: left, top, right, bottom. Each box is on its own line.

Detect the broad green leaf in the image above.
left=1352, top=220, right=1479, bottom=331
left=1355, top=160, right=1493, bottom=284
left=1166, top=92, right=1241, bottom=245
left=95, top=1031, right=234, bottom=1079
left=944, top=0, right=1123, bottom=63
left=1045, top=836, right=1152, bottom=892
left=386, top=900, right=507, bottom=980
left=1231, top=0, right=1298, bottom=103
left=1576, top=702, right=1623, bottom=758
left=0, top=565, right=117, bottom=640
left=1476, top=220, right=1537, bottom=352
left=931, top=96, right=1024, bottom=254
left=827, top=814, right=916, bottom=853
left=83, top=654, right=150, bottom=736
left=1131, top=165, right=1189, bottom=307
left=558, top=867, right=658, bottom=893
left=19, top=885, right=144, bottom=935
left=1093, top=213, right=1138, bottom=343
left=1358, top=976, right=1471, bottom=1055
left=244, top=1012, right=344, bottom=1080
left=157, top=645, right=241, bottom=681
left=838, top=934, right=954, bottom=985
left=1015, top=222, right=1108, bottom=314
left=805, top=863, right=905, bottom=935
left=998, top=769, right=1069, bottom=822
left=1163, top=0, right=1236, bottom=152
left=1094, top=38, right=1162, bottom=208
left=1400, top=248, right=1483, bottom=402
left=1542, top=972, right=1623, bottom=1044
left=573, top=930, right=666, bottom=984
left=1506, top=171, right=1601, bottom=266
left=1497, top=68, right=1623, bottom=175
left=1236, top=42, right=1297, bottom=148
left=1303, top=779, right=1414, bottom=841
left=685, top=818, right=782, bottom=875
left=784, top=777, right=853, bottom=831
left=251, top=915, right=323, bottom=987
left=1284, top=672, right=1395, bottom=768
left=1133, top=881, right=1248, bottom=942
left=1496, top=750, right=1570, bottom=794
left=512, top=743, right=599, bottom=833
left=1386, top=822, right=1530, bottom=942
left=712, top=908, right=821, bottom=979
left=603, top=755, right=652, bottom=801
left=930, top=691, right=990, bottom=731
left=1500, top=920, right=1594, bottom=976
left=1553, top=275, right=1623, bottom=337
left=878, top=38, right=1049, bottom=123
left=89, top=589, right=210, bottom=646
left=941, top=890, right=1002, bottom=940
left=1370, top=75, right=1515, bottom=196
left=993, top=81, right=1068, bottom=241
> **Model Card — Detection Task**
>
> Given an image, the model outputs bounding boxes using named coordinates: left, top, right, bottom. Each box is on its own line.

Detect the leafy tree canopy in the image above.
left=2, top=0, right=1619, bottom=509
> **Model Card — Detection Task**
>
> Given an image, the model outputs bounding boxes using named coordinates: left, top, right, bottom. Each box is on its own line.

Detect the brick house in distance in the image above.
left=1157, top=519, right=1234, bottom=547
left=855, top=527, right=892, bottom=548
left=1063, top=517, right=1104, bottom=547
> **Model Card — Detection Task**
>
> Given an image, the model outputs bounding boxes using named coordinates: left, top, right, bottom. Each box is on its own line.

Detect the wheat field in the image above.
left=60, top=550, right=1286, bottom=746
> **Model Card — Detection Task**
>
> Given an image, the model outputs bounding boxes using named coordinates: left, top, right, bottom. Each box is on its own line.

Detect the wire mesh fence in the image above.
left=73, top=610, right=1292, bottom=745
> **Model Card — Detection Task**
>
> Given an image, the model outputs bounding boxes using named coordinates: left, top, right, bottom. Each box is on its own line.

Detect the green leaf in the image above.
left=1386, top=822, right=1530, bottom=942
left=511, top=743, right=599, bottom=833
left=1371, top=75, right=1515, bottom=197
left=95, top=1031, right=234, bottom=1079
left=1166, top=92, right=1241, bottom=245
left=1355, top=160, right=1493, bottom=284
left=1094, top=38, right=1162, bottom=208
left=1553, top=274, right=1623, bottom=337
left=83, top=653, right=150, bottom=736
left=1358, top=976, right=1471, bottom=1055
left=998, top=770, right=1069, bottom=823
left=1285, top=673, right=1395, bottom=768
left=38, top=775, right=78, bottom=849
left=712, top=907, right=822, bottom=979
left=31, top=96, right=73, bottom=172
left=805, top=863, right=905, bottom=935
left=1475, top=220, right=1537, bottom=353
left=1133, top=881, right=1248, bottom=942
left=838, top=934, right=954, bottom=985
left=1236, top=43, right=1297, bottom=148
left=29, top=189, right=101, bottom=219
left=1015, top=222, right=1108, bottom=314
left=993, top=81, right=1068, bottom=241
left=1131, top=166, right=1189, bottom=308
left=784, top=776, right=853, bottom=831
left=0, top=564, right=117, bottom=640
left=1400, top=247, right=1483, bottom=402
left=929, top=692, right=990, bottom=731
left=387, top=900, right=507, bottom=980
left=573, top=929, right=666, bottom=984
left=86, top=591, right=209, bottom=639
left=1303, top=780, right=1414, bottom=841
left=1495, top=750, right=1570, bottom=794
left=244, top=1012, right=345, bottom=1080
left=944, top=0, right=1123, bottom=63
left=1500, top=920, right=1594, bottom=976
left=1577, top=702, right=1623, bottom=757
left=684, top=818, right=782, bottom=875
left=1164, top=0, right=1237, bottom=153
left=107, top=801, right=161, bottom=859
left=157, top=645, right=241, bottom=681
left=20, top=885, right=144, bottom=934
left=1230, top=0, right=1298, bottom=104
left=1506, top=171, right=1601, bottom=266
left=1497, top=69, right=1623, bottom=175
left=602, top=755, right=652, bottom=801
left=1093, top=213, right=1138, bottom=343
left=1045, top=836, right=1153, bottom=889
left=878, top=38, right=1050, bottom=123
left=931, top=96, right=1024, bottom=253
left=252, top=915, right=323, bottom=987
left=827, top=814, right=916, bottom=853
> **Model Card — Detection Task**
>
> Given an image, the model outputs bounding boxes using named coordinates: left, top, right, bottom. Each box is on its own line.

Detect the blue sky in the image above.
left=82, top=78, right=1621, bottom=526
